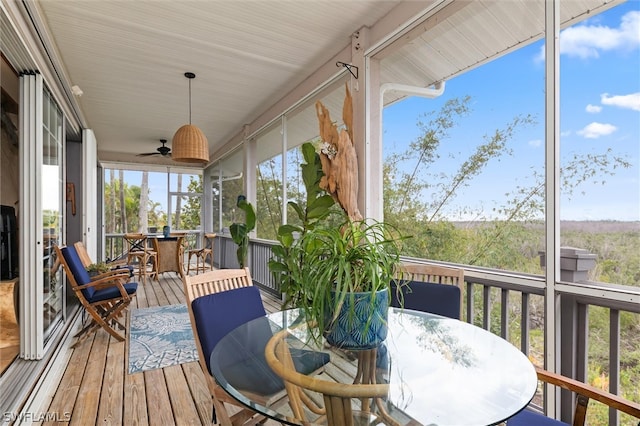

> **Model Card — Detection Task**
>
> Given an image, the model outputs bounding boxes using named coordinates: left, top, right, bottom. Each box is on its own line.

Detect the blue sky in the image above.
left=383, top=1, right=639, bottom=221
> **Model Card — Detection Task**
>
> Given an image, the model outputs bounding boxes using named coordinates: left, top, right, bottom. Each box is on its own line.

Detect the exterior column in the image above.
left=540, top=246, right=597, bottom=422
left=348, top=26, right=383, bottom=222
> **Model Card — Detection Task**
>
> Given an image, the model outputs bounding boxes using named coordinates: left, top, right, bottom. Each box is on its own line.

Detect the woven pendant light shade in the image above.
left=172, top=124, right=209, bottom=163
left=171, top=72, right=209, bottom=163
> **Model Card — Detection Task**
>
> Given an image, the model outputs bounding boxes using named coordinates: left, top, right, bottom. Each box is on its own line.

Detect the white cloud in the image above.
left=601, top=92, right=640, bottom=111
left=563, top=10, right=639, bottom=58
left=535, top=10, right=640, bottom=60
left=560, top=130, right=572, bottom=137
left=585, top=104, right=602, bottom=113
left=577, top=122, right=617, bottom=139
left=528, top=139, right=542, bottom=147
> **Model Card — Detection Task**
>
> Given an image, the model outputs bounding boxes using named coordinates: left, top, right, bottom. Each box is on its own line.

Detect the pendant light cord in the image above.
left=188, top=77, right=192, bottom=125
left=184, top=71, right=196, bottom=125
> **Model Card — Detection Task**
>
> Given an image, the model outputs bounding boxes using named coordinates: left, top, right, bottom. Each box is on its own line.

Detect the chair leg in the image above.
left=148, top=253, right=158, bottom=281
left=205, top=251, right=214, bottom=271
left=211, top=397, right=232, bottom=425
left=85, top=305, right=126, bottom=342
left=198, top=253, right=205, bottom=273
left=130, top=253, right=147, bottom=283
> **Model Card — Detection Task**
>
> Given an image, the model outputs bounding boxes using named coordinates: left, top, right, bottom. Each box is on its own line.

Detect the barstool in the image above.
left=123, top=233, right=157, bottom=282
left=186, top=233, right=216, bottom=275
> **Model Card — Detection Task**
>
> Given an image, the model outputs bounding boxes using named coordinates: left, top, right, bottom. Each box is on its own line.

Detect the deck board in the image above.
left=144, top=369, right=174, bottom=425
left=164, top=365, right=201, bottom=425
left=123, top=370, right=148, bottom=426
left=72, top=332, right=109, bottom=425
left=98, top=336, right=125, bottom=425
left=42, top=333, right=93, bottom=425
left=42, top=271, right=285, bottom=425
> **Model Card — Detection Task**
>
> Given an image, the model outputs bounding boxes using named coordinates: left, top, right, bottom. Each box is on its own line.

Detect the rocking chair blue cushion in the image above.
left=192, top=285, right=330, bottom=396
left=60, top=246, right=137, bottom=301
left=391, top=279, right=461, bottom=319
left=88, top=282, right=138, bottom=302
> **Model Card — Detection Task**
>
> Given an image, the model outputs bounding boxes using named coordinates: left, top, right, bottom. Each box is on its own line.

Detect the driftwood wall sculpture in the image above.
left=315, top=83, right=363, bottom=221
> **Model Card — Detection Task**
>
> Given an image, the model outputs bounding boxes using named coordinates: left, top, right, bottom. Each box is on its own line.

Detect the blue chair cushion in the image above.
left=61, top=246, right=137, bottom=301
left=191, top=285, right=267, bottom=373
left=391, top=280, right=461, bottom=319
left=87, top=282, right=138, bottom=303
left=507, top=408, right=568, bottom=426
left=61, top=246, right=95, bottom=298
left=193, top=286, right=329, bottom=396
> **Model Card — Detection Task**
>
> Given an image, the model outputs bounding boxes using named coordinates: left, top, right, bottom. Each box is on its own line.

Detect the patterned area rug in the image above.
left=128, top=304, right=198, bottom=374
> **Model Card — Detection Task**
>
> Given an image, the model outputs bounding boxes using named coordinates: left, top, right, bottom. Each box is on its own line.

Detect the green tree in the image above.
left=383, top=96, right=630, bottom=272
left=181, top=176, right=203, bottom=230
left=104, top=169, right=141, bottom=233
left=221, top=177, right=244, bottom=229
left=256, top=158, right=284, bottom=240
left=147, top=200, right=165, bottom=228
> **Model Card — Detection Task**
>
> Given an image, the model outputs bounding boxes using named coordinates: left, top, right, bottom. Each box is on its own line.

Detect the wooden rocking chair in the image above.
left=55, top=245, right=137, bottom=346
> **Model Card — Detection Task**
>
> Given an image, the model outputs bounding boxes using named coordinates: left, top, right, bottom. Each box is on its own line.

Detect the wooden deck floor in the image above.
left=40, top=272, right=283, bottom=426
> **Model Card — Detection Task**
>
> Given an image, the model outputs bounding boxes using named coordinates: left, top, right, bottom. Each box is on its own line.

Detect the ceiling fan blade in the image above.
left=138, top=139, right=171, bottom=157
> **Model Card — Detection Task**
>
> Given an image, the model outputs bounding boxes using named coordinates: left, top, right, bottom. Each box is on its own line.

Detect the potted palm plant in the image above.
left=230, top=195, right=256, bottom=269
left=269, top=142, right=405, bottom=349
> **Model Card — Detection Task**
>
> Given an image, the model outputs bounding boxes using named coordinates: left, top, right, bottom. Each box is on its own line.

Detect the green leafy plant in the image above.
left=86, top=262, right=110, bottom=274
left=230, top=196, right=256, bottom=269
left=298, top=218, right=403, bottom=344
left=268, top=142, right=337, bottom=308
left=268, top=142, right=405, bottom=345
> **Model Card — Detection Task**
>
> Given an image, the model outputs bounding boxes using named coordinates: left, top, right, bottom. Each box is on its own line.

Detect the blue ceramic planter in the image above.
left=325, top=289, right=389, bottom=350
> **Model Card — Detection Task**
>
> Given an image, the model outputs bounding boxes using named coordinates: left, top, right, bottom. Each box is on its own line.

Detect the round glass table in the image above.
left=209, top=308, right=537, bottom=425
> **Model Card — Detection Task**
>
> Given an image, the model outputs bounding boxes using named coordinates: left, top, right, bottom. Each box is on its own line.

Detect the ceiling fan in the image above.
left=138, top=139, right=171, bottom=157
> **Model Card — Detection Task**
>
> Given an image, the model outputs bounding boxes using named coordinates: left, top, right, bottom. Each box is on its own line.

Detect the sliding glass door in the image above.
left=42, top=88, right=64, bottom=341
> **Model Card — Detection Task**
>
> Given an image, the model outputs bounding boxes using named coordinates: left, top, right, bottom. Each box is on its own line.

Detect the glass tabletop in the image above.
left=209, top=308, right=537, bottom=426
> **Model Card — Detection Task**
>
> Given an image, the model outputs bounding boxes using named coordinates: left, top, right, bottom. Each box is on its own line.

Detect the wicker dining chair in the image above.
left=265, top=328, right=393, bottom=426
left=124, top=233, right=157, bottom=282
left=186, top=233, right=216, bottom=275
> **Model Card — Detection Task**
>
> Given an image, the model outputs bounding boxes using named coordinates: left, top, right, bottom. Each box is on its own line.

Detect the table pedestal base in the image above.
left=354, top=348, right=400, bottom=426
